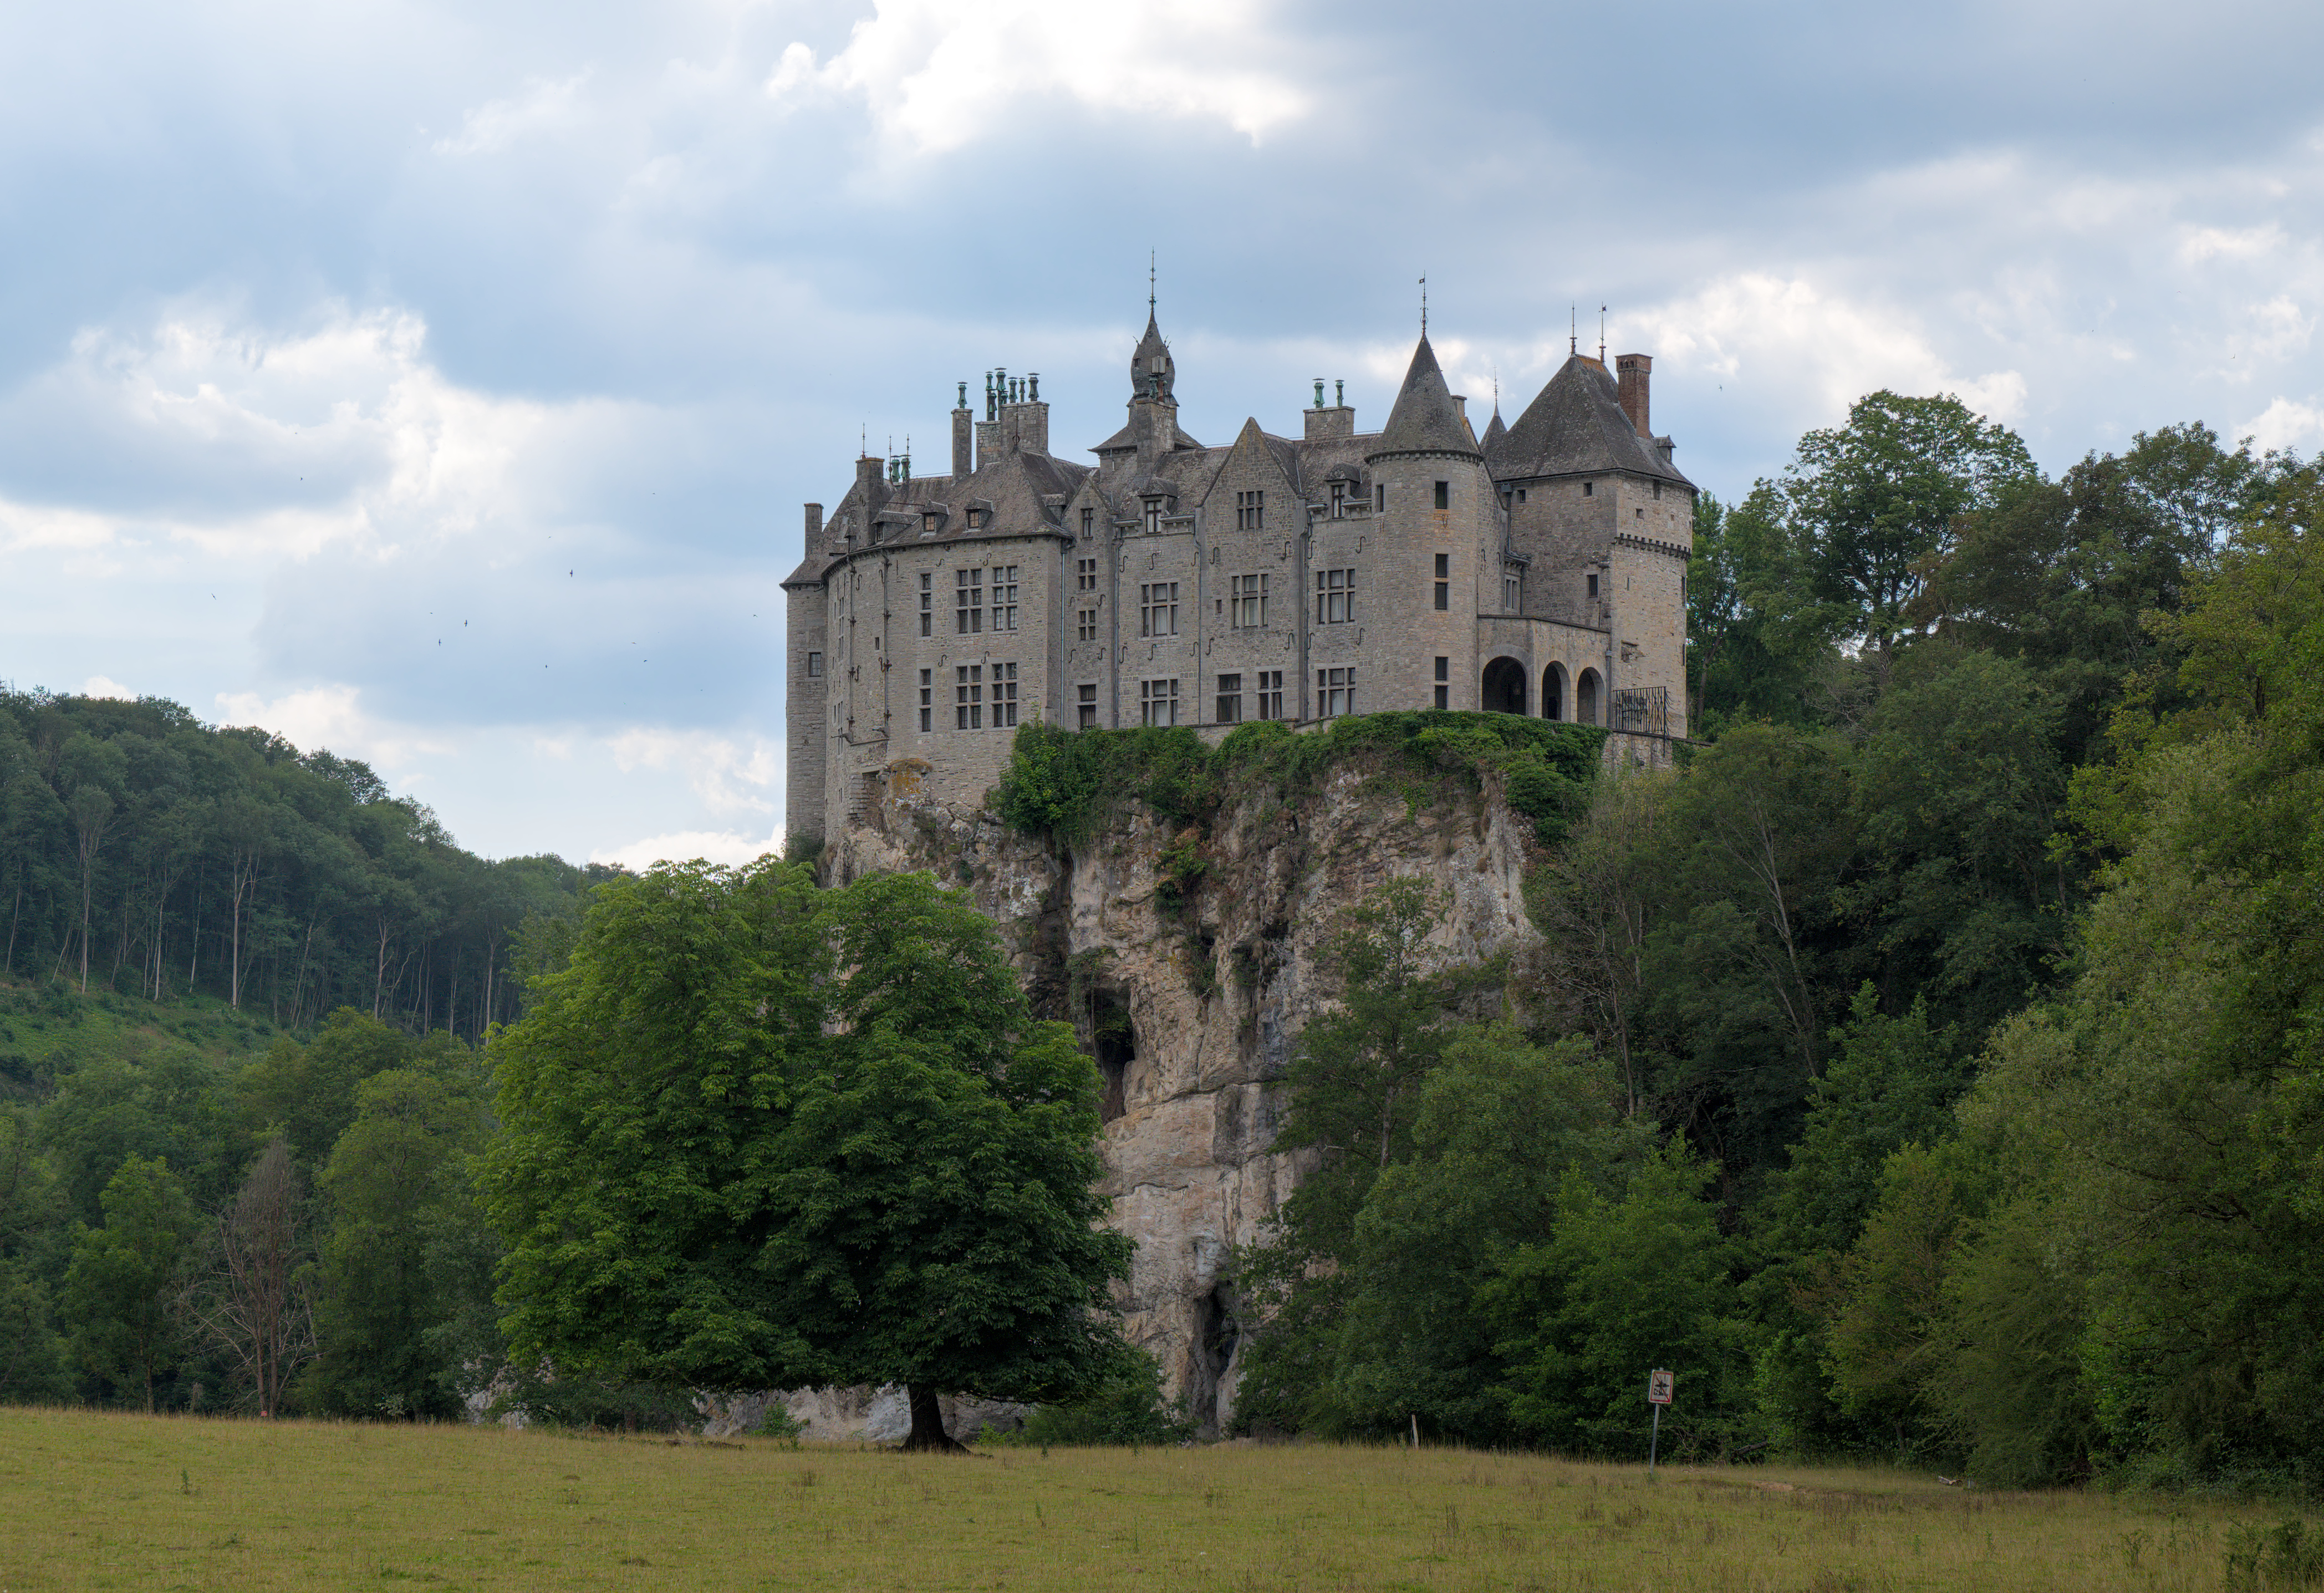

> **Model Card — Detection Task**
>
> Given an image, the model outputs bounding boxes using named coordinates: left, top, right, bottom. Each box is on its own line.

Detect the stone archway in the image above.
left=1576, top=668, right=1602, bottom=726
left=1541, top=663, right=1565, bottom=721
left=1481, top=656, right=1528, bottom=715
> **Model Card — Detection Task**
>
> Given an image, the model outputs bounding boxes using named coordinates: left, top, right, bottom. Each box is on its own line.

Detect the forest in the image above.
left=0, top=389, right=2316, bottom=1493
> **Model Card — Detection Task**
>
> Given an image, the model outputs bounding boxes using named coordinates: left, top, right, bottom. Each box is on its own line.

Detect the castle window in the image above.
left=1078, top=607, right=1099, bottom=642
left=923, top=512, right=937, bottom=535
left=919, top=669, right=932, bottom=732
left=1256, top=670, right=1283, bottom=721
left=1582, top=481, right=1593, bottom=497
left=806, top=652, right=823, bottom=678
left=1330, top=482, right=1346, bottom=518
left=1375, top=484, right=1385, bottom=512
left=1434, top=655, right=1449, bottom=710
left=1140, top=677, right=1179, bottom=727
left=1216, top=673, right=1242, bottom=724
left=955, top=568, right=983, bottom=634
left=967, top=508, right=986, bottom=528
left=1081, top=507, right=1094, bottom=537
left=1316, top=666, right=1354, bottom=720
left=1077, top=556, right=1099, bottom=592
left=1077, top=683, right=1098, bottom=731
left=992, top=661, right=1018, bottom=728
left=1653, top=481, right=1663, bottom=500
left=1434, top=553, right=1449, bottom=612
left=1140, top=582, right=1179, bottom=638
left=1588, top=572, right=1599, bottom=599
left=1316, top=567, right=1355, bottom=625
left=1505, top=570, right=1521, bottom=610
left=919, top=572, right=933, bottom=637
left=1434, top=481, right=1449, bottom=510
left=1231, top=572, right=1268, bottom=628
left=1143, top=497, right=1161, bottom=536
left=993, top=564, right=1019, bottom=632
left=1236, top=490, right=1265, bottom=531
left=955, top=664, right=983, bottom=729
left=1517, top=488, right=1528, bottom=503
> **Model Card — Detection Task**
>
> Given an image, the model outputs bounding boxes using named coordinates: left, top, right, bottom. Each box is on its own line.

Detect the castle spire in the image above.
left=1367, top=334, right=1479, bottom=461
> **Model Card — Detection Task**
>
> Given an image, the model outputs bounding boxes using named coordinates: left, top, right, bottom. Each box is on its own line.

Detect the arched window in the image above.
left=1481, top=657, right=1527, bottom=716
left=1541, top=664, right=1563, bottom=721
left=1576, top=669, right=1601, bottom=726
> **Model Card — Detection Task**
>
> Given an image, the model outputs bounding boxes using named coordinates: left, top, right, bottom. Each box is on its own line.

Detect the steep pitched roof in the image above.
left=1367, top=337, right=1479, bottom=461
left=1490, top=354, right=1691, bottom=486
left=1480, top=406, right=1507, bottom=452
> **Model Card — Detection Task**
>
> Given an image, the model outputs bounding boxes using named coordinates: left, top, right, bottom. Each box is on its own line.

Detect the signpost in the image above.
left=1645, top=1369, right=1674, bottom=1475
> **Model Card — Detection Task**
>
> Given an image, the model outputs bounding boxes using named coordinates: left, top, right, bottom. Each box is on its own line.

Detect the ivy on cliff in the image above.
left=993, top=712, right=1604, bottom=849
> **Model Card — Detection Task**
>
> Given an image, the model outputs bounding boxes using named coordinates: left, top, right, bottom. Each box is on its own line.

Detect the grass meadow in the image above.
left=0, top=1407, right=2294, bottom=1592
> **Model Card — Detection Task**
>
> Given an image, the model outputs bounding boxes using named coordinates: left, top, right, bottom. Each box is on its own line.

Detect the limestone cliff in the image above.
left=823, top=750, right=1546, bottom=1433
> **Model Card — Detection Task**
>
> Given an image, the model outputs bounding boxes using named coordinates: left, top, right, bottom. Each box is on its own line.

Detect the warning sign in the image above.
left=1647, top=1368, right=1674, bottom=1405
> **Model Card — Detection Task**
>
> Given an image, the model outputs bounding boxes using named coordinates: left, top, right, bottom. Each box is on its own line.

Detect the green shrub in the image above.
left=996, top=712, right=1603, bottom=848
left=990, top=1354, right=1198, bottom=1448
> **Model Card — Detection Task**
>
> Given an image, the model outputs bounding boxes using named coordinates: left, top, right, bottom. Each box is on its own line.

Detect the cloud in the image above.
left=432, top=73, right=590, bottom=159
left=768, top=0, right=1312, bottom=154
left=589, top=827, right=783, bottom=872
left=81, top=675, right=137, bottom=700
left=608, top=727, right=782, bottom=816
left=2241, top=395, right=2324, bottom=455
left=213, top=683, right=456, bottom=775
left=1623, top=273, right=2030, bottom=425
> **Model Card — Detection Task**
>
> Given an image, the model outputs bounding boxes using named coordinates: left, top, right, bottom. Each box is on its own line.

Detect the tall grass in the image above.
left=0, top=1407, right=2297, bottom=1591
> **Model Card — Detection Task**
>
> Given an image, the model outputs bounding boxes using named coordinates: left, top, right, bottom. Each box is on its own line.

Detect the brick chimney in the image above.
left=804, top=502, right=823, bottom=545
left=1615, top=354, right=1651, bottom=437
left=951, top=385, right=972, bottom=481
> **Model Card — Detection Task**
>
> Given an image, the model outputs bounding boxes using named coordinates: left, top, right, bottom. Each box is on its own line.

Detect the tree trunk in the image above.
left=898, top=1383, right=967, bottom=1453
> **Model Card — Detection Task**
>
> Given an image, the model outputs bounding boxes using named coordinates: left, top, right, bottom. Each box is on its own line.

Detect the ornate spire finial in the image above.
left=1570, top=306, right=1577, bottom=357
left=1599, top=305, right=1607, bottom=364
left=1419, top=275, right=1428, bottom=337
left=1148, top=251, right=1156, bottom=316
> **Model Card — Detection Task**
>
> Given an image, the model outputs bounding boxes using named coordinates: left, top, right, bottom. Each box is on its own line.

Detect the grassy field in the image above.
left=0, top=1408, right=2299, bottom=1591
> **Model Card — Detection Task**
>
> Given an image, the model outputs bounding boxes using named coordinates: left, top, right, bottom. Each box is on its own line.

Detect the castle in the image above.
left=784, top=308, right=1694, bottom=843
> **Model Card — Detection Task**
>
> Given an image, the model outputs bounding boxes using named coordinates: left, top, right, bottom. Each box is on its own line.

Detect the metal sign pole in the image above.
left=1645, top=1368, right=1673, bottom=1477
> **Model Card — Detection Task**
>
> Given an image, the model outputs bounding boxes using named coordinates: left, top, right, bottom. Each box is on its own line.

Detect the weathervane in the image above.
left=1419, top=276, right=1428, bottom=337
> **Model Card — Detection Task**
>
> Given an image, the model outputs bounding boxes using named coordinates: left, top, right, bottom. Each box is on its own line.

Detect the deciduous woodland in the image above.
left=1, top=399, right=2318, bottom=1495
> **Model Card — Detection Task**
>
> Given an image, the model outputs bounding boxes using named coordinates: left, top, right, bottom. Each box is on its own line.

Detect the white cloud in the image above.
left=214, top=683, right=456, bottom=772
left=8, top=304, right=631, bottom=563
left=432, top=73, right=590, bottom=159
left=81, top=675, right=137, bottom=700
left=589, top=827, right=783, bottom=872
left=1623, top=273, right=2030, bottom=424
left=768, top=0, right=1312, bottom=154
left=608, top=726, right=782, bottom=816
left=2179, top=223, right=2286, bottom=265
left=2241, top=395, right=2324, bottom=455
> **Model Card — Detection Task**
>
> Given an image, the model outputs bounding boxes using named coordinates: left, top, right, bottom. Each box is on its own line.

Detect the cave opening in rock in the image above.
left=1092, top=988, right=1133, bottom=1122
left=1194, top=1282, right=1242, bottom=1421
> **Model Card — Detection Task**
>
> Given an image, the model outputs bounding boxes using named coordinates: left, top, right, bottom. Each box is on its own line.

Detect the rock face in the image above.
left=824, top=754, right=1542, bottom=1434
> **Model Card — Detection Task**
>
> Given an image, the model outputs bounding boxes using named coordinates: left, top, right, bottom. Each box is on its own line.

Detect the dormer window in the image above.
left=1330, top=482, right=1346, bottom=517
left=922, top=512, right=938, bottom=535
left=1144, top=498, right=1161, bottom=536
left=967, top=508, right=987, bottom=530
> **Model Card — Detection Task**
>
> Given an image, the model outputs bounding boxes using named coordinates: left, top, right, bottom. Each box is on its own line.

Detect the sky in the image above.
left=2, top=0, right=2320, bottom=867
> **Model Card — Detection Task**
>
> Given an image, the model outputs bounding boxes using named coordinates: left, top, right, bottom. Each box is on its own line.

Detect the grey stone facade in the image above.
left=783, top=314, right=1695, bottom=843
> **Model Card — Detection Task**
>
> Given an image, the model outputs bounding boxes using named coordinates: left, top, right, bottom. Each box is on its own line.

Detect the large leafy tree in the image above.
left=483, top=861, right=1129, bottom=1451
left=1766, top=390, right=2037, bottom=682
left=61, top=1154, right=198, bottom=1411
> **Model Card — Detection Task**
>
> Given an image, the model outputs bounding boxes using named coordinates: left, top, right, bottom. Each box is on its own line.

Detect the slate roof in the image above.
left=1480, top=406, right=1507, bottom=452
left=781, top=449, right=1089, bottom=586
left=1489, top=354, right=1692, bottom=487
left=1367, top=337, right=1480, bottom=461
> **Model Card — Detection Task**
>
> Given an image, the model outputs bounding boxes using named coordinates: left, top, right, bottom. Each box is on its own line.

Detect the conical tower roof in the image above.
left=1367, top=337, right=1479, bottom=461
left=1493, top=354, right=1689, bottom=486
left=1480, top=405, right=1507, bottom=452
left=1130, top=312, right=1176, bottom=401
